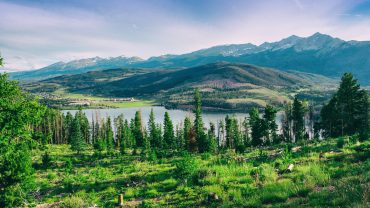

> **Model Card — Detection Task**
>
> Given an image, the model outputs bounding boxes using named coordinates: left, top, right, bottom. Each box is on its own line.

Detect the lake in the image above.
left=63, top=106, right=283, bottom=130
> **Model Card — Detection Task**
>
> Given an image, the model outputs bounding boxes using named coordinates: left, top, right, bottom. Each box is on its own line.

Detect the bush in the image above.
left=175, top=153, right=199, bottom=181
left=42, top=151, right=52, bottom=169
left=336, top=137, right=345, bottom=148
left=64, top=159, right=73, bottom=173
left=61, top=196, right=88, bottom=208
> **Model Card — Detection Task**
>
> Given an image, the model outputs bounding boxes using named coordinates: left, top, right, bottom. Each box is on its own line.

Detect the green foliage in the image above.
left=133, top=111, right=144, bottom=147
left=163, top=112, right=175, bottom=149
left=70, top=112, right=86, bottom=154
left=62, top=196, right=88, bottom=208
left=0, top=142, right=34, bottom=207
left=321, top=73, right=369, bottom=139
left=292, top=96, right=306, bottom=142
left=42, top=151, right=52, bottom=169
left=194, top=88, right=205, bottom=152
left=175, top=153, right=199, bottom=181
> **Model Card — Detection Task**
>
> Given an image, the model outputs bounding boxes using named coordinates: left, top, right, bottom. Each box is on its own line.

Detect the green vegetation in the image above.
left=0, top=53, right=369, bottom=207
left=29, top=138, right=369, bottom=207
left=23, top=62, right=335, bottom=111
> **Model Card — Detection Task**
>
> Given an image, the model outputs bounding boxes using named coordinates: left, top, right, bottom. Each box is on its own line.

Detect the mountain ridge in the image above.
left=10, top=33, right=370, bottom=84
left=28, top=62, right=335, bottom=111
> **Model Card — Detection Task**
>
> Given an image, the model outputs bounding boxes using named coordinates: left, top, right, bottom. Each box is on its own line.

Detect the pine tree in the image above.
left=121, top=119, right=134, bottom=154
left=207, top=122, right=218, bottom=153
left=183, top=117, right=193, bottom=151
left=321, top=73, right=369, bottom=139
left=163, top=112, right=175, bottom=149
left=249, top=108, right=263, bottom=147
left=242, top=117, right=250, bottom=147
left=148, top=109, right=162, bottom=149
left=194, top=88, right=206, bottom=152
left=281, top=103, right=293, bottom=142
left=133, top=111, right=144, bottom=147
left=225, top=115, right=233, bottom=149
left=115, top=114, right=124, bottom=148
left=70, top=113, right=86, bottom=154
left=292, top=97, right=305, bottom=142
left=105, top=117, right=114, bottom=153
left=263, top=105, right=278, bottom=144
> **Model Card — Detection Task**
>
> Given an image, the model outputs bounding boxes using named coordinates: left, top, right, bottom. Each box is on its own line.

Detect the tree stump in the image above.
left=287, top=164, right=294, bottom=172
left=118, top=194, right=124, bottom=207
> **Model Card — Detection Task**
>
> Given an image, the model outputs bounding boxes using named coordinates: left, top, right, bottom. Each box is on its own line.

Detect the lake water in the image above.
left=63, top=106, right=283, bottom=130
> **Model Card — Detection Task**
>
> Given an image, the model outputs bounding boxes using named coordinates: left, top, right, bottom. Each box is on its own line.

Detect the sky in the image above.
left=1, top=0, right=370, bottom=71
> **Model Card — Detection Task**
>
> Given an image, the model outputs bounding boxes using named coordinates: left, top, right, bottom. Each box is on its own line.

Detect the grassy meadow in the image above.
left=33, top=138, right=369, bottom=207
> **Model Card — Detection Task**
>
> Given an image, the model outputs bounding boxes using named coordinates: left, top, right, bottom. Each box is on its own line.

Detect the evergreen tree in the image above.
left=263, top=105, right=278, bottom=144
left=176, top=123, right=185, bottom=150
left=207, top=122, right=218, bottom=153
left=148, top=109, right=162, bottom=149
left=0, top=62, right=43, bottom=207
left=194, top=88, right=206, bottom=152
left=249, top=108, right=264, bottom=147
left=281, top=103, right=293, bottom=142
left=321, top=73, right=369, bottom=139
left=242, top=117, right=250, bottom=147
left=163, top=112, right=175, bottom=149
left=64, top=112, right=74, bottom=143
left=183, top=117, right=193, bottom=151
left=105, top=117, right=114, bottom=153
left=121, top=119, right=134, bottom=154
left=70, top=115, right=86, bottom=154
left=142, top=127, right=150, bottom=154
left=133, top=111, right=144, bottom=147
left=115, top=114, right=124, bottom=148
left=292, top=97, right=305, bottom=142
left=225, top=115, right=233, bottom=149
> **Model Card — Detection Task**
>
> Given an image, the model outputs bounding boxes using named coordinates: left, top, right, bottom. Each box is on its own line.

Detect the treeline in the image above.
left=36, top=73, right=369, bottom=156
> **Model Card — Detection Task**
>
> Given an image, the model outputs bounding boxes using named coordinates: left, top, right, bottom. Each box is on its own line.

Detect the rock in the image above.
left=208, top=192, right=219, bottom=202
left=287, top=164, right=294, bottom=172
left=292, top=146, right=301, bottom=152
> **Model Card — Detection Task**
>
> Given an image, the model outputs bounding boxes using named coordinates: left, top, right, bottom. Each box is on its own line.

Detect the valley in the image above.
left=23, top=62, right=337, bottom=112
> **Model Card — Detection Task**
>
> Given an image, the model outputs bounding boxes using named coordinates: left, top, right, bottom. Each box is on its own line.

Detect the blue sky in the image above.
left=1, top=0, right=370, bottom=71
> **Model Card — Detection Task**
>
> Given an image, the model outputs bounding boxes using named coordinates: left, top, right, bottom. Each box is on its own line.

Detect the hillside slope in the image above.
left=29, top=62, right=335, bottom=111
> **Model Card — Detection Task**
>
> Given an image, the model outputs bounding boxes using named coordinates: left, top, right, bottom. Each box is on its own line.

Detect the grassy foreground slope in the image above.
left=33, top=138, right=369, bottom=207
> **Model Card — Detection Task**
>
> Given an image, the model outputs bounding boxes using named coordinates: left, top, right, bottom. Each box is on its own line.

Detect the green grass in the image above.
left=31, top=140, right=370, bottom=207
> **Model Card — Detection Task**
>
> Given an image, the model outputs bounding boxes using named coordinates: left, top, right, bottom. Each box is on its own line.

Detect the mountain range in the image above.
left=10, top=33, right=370, bottom=84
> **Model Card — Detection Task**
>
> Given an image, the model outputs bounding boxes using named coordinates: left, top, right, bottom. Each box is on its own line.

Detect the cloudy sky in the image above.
left=1, top=0, right=370, bottom=71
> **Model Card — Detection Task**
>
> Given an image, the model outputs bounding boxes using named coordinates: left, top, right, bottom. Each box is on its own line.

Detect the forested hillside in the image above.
left=26, top=62, right=335, bottom=111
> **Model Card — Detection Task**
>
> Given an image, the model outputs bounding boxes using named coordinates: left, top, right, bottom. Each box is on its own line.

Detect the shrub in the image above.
left=64, top=159, right=73, bottom=173
left=61, top=196, right=88, bottom=208
left=251, top=164, right=278, bottom=184
left=336, top=137, right=345, bottom=148
left=42, top=151, right=52, bottom=169
left=175, top=153, right=199, bottom=181
left=144, top=189, right=160, bottom=198
left=159, top=178, right=178, bottom=192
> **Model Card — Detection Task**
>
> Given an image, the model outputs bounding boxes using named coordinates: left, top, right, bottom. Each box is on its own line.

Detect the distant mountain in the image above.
left=10, top=56, right=143, bottom=81
left=31, top=62, right=334, bottom=111
left=11, top=33, right=370, bottom=84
